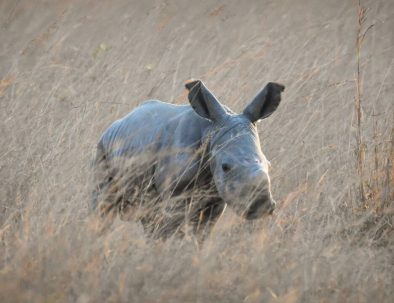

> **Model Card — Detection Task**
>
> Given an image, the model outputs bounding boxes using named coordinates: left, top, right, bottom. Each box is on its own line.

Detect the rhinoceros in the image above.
left=91, top=80, right=284, bottom=239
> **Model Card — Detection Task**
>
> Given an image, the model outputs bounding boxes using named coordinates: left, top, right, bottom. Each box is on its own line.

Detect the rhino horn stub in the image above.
left=185, top=79, right=227, bottom=123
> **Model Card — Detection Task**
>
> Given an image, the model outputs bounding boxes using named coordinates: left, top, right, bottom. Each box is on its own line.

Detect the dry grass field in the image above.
left=0, top=0, right=393, bottom=302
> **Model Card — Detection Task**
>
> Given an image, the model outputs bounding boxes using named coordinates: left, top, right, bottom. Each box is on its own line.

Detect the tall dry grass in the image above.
left=0, top=0, right=393, bottom=302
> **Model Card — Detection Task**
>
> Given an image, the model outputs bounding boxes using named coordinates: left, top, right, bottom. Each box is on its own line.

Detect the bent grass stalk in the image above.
left=354, top=0, right=374, bottom=206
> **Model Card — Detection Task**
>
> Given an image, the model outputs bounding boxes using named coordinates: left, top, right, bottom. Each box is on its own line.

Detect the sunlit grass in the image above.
left=0, top=0, right=393, bottom=302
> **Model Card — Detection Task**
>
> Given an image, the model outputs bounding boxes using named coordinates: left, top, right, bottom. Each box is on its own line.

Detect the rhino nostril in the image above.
left=221, top=163, right=232, bottom=173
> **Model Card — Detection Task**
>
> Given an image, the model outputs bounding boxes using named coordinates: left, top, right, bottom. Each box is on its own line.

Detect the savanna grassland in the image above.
left=0, top=1, right=393, bottom=302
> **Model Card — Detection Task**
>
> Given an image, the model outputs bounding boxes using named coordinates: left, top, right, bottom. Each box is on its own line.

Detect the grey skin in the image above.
left=92, top=80, right=284, bottom=238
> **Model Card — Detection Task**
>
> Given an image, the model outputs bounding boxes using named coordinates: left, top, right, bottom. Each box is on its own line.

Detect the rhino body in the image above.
left=92, top=80, right=284, bottom=239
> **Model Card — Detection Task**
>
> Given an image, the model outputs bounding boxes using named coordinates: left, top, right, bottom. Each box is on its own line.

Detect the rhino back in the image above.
left=99, top=100, right=209, bottom=163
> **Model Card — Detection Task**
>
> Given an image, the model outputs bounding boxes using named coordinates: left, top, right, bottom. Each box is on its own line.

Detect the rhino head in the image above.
left=186, top=80, right=284, bottom=219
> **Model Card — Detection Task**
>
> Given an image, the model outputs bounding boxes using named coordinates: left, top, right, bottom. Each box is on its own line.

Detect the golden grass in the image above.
left=0, top=0, right=393, bottom=302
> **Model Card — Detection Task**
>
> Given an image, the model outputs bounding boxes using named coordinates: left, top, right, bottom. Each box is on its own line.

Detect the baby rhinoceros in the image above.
left=91, top=80, right=284, bottom=240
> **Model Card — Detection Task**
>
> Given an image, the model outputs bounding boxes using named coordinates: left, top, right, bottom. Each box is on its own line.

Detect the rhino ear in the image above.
left=243, top=82, right=285, bottom=123
left=185, top=79, right=227, bottom=122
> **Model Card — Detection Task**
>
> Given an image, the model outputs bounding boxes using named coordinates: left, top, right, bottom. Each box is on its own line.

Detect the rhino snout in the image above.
left=244, top=195, right=276, bottom=220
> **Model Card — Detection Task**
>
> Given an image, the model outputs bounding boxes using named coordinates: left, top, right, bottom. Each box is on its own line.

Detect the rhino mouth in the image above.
left=243, top=195, right=275, bottom=220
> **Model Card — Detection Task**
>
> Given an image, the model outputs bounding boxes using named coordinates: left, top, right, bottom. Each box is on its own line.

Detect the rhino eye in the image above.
left=221, top=163, right=232, bottom=173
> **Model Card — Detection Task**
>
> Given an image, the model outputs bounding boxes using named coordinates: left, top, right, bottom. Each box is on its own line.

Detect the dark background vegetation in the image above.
left=0, top=0, right=393, bottom=302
